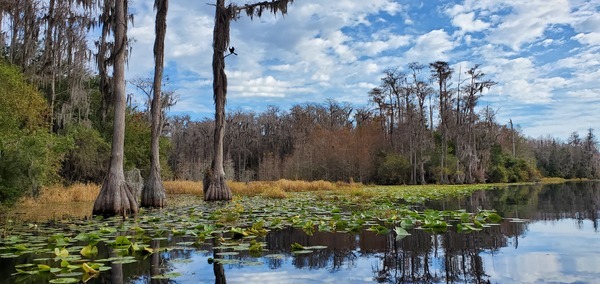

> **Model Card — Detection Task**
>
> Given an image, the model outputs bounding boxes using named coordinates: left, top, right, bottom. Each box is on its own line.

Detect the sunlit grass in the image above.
left=16, top=179, right=563, bottom=207
left=19, top=183, right=100, bottom=205
left=164, top=179, right=360, bottom=198
left=17, top=178, right=577, bottom=207
left=164, top=180, right=202, bottom=195
left=10, top=183, right=99, bottom=221
left=16, top=179, right=331, bottom=205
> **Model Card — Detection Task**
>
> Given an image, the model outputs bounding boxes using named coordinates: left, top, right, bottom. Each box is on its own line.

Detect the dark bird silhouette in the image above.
left=229, top=46, right=237, bottom=55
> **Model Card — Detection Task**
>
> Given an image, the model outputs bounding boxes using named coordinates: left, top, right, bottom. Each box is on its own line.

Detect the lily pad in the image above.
left=55, top=272, right=84, bottom=277
left=263, top=254, right=286, bottom=259
left=292, top=250, right=313, bottom=254
left=112, top=258, right=138, bottom=264
left=49, top=278, right=80, bottom=283
left=304, top=245, right=327, bottom=250
left=212, top=258, right=241, bottom=264
left=215, top=251, right=239, bottom=256
left=152, top=272, right=182, bottom=279
left=241, top=261, right=264, bottom=266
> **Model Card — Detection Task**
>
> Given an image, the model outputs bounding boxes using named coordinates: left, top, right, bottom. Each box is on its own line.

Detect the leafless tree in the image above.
left=430, top=61, right=453, bottom=184
left=459, top=65, right=496, bottom=183
left=408, top=62, right=433, bottom=184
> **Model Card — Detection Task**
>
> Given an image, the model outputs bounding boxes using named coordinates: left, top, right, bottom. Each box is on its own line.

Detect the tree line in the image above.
left=1, top=0, right=599, bottom=213
left=166, top=61, right=599, bottom=185
left=167, top=88, right=599, bottom=186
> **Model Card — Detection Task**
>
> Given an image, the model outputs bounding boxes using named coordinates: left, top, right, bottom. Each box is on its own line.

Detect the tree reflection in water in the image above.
left=26, top=181, right=594, bottom=283
left=262, top=223, right=510, bottom=283
left=258, top=182, right=600, bottom=283
left=212, top=233, right=227, bottom=284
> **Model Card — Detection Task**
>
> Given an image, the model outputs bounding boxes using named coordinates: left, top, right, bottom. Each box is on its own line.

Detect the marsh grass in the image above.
left=164, top=180, right=202, bottom=195
left=163, top=179, right=360, bottom=199
left=18, top=178, right=579, bottom=207
left=17, top=179, right=347, bottom=206
left=12, top=178, right=577, bottom=219
left=19, top=183, right=100, bottom=205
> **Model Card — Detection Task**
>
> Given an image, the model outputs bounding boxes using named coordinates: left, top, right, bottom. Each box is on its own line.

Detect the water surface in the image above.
left=1, top=182, right=598, bottom=283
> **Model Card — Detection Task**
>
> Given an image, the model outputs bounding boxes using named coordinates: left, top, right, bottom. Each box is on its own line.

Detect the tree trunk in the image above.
left=212, top=232, right=227, bottom=283
left=150, top=239, right=167, bottom=284
left=93, top=0, right=138, bottom=216
left=141, top=0, right=168, bottom=208
left=109, top=248, right=124, bottom=284
left=204, top=0, right=232, bottom=201
left=0, top=8, right=3, bottom=53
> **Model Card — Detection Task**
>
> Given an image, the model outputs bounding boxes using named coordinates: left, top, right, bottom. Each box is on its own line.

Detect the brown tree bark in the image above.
left=93, top=0, right=138, bottom=216
left=204, top=0, right=233, bottom=201
left=141, top=0, right=168, bottom=208
left=204, top=0, right=293, bottom=201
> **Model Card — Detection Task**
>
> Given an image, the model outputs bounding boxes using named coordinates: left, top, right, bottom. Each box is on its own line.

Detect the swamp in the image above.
left=1, top=181, right=599, bottom=283
left=3, top=1, right=600, bottom=283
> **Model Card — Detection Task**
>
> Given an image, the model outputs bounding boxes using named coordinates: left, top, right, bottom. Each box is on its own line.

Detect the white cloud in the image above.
left=405, top=29, right=454, bottom=62
left=572, top=32, right=600, bottom=46
left=451, top=12, right=490, bottom=33
left=487, top=0, right=572, bottom=50
left=572, top=10, right=600, bottom=33
left=353, top=34, right=411, bottom=56
left=567, top=89, right=600, bottom=99
left=229, top=76, right=313, bottom=99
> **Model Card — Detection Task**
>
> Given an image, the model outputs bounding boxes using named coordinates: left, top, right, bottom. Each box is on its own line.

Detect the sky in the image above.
left=123, top=0, right=600, bottom=139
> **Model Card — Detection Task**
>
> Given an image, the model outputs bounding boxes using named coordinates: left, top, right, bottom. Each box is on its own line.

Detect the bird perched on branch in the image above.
left=229, top=46, right=237, bottom=56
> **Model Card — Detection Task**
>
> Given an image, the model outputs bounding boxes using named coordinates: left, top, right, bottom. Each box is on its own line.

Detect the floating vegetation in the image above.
left=151, top=272, right=183, bottom=279
left=0, top=185, right=502, bottom=283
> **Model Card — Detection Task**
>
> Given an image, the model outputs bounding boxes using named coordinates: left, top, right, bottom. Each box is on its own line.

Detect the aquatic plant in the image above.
left=0, top=185, right=503, bottom=282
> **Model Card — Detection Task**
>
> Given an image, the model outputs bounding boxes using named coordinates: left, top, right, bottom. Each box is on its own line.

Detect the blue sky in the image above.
left=125, top=0, right=600, bottom=139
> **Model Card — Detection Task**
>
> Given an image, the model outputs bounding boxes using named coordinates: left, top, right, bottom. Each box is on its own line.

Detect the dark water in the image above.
left=2, top=181, right=600, bottom=283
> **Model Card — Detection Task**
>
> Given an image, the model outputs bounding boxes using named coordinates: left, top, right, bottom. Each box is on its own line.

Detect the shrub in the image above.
left=0, top=60, right=71, bottom=207
left=375, top=152, right=410, bottom=185
left=488, top=166, right=508, bottom=183
left=61, top=125, right=110, bottom=184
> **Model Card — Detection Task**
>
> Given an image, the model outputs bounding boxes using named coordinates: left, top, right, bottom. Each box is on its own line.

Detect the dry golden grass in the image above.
left=19, top=183, right=100, bottom=206
left=164, top=180, right=202, bottom=195
left=163, top=179, right=360, bottom=198
left=15, top=179, right=361, bottom=206
left=261, top=186, right=288, bottom=199
left=230, top=179, right=360, bottom=198
left=275, top=179, right=361, bottom=192
left=345, top=187, right=376, bottom=198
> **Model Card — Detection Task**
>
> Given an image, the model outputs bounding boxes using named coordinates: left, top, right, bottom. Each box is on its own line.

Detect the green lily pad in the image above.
left=241, top=261, right=264, bottom=266
left=263, top=254, right=286, bottom=259
left=55, top=272, right=84, bottom=277
left=304, top=245, right=327, bottom=250
left=152, top=272, right=182, bottom=279
left=215, top=251, right=239, bottom=256
left=292, top=250, right=313, bottom=254
left=15, top=263, right=35, bottom=268
left=212, top=258, right=241, bottom=264
left=49, top=278, right=80, bottom=283
left=112, top=258, right=138, bottom=264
